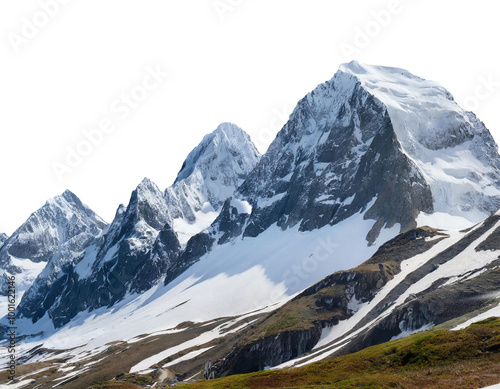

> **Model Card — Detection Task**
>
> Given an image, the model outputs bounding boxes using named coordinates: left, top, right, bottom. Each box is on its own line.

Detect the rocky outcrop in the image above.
left=215, top=325, right=324, bottom=375
left=0, top=233, right=8, bottom=248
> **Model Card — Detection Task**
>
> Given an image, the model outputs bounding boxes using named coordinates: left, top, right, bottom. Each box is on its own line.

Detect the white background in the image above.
left=1, top=0, right=499, bottom=234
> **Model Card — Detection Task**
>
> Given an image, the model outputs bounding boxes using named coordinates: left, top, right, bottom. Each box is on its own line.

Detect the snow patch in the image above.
left=230, top=198, right=252, bottom=214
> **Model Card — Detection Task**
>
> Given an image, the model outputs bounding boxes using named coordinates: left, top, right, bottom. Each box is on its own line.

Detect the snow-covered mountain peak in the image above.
left=136, top=177, right=159, bottom=192
left=204, top=62, right=500, bottom=250
left=174, top=122, right=260, bottom=184
left=134, top=177, right=166, bottom=208
left=60, top=188, right=79, bottom=202
left=338, top=61, right=465, bottom=149
left=0, top=190, right=106, bottom=303
left=340, top=61, right=431, bottom=85
left=121, top=177, right=170, bottom=233
left=336, top=61, right=500, bottom=226
left=0, top=233, right=8, bottom=248
left=166, top=123, right=261, bottom=245
left=7, top=190, right=106, bottom=260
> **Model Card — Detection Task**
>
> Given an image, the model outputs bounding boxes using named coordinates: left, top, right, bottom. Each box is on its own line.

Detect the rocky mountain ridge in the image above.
left=13, top=123, right=260, bottom=327
left=0, top=190, right=106, bottom=298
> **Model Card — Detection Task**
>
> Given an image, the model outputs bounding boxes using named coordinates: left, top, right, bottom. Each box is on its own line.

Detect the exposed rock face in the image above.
left=0, top=190, right=106, bottom=296
left=220, top=326, right=324, bottom=375
left=0, top=233, right=8, bottom=248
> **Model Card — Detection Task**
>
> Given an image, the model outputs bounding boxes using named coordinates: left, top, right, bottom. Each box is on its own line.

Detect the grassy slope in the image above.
left=174, top=317, right=500, bottom=389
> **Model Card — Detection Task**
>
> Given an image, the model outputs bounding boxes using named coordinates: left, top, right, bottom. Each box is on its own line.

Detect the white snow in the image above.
left=453, top=303, right=500, bottom=331
left=342, top=194, right=355, bottom=206
left=3, top=379, right=35, bottom=388
left=172, top=207, right=219, bottom=246
left=230, top=198, right=252, bottom=214
left=416, top=211, right=480, bottom=231
left=161, top=346, right=214, bottom=368
left=341, top=61, right=500, bottom=226
left=74, top=244, right=99, bottom=278
left=130, top=318, right=255, bottom=373
left=391, top=323, right=434, bottom=341
left=165, top=123, right=260, bottom=245
left=2, top=256, right=47, bottom=309
left=257, top=193, right=286, bottom=208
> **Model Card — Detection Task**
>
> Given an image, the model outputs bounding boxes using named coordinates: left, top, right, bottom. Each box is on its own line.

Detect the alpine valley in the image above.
left=1, top=62, right=500, bottom=389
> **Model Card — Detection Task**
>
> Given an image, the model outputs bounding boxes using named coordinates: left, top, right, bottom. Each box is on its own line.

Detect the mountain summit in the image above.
left=0, top=233, right=8, bottom=248
left=340, top=61, right=500, bottom=224
left=166, top=122, right=261, bottom=244
left=0, top=190, right=106, bottom=297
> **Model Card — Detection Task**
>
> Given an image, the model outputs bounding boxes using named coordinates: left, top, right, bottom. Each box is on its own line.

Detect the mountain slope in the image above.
left=165, top=122, right=261, bottom=245
left=0, top=190, right=106, bottom=302
left=208, top=211, right=500, bottom=376
left=6, top=218, right=499, bottom=388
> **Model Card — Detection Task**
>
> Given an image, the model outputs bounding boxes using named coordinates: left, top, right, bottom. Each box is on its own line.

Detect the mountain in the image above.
left=340, top=62, right=500, bottom=226
left=222, top=61, right=500, bottom=241
left=7, top=213, right=500, bottom=388
left=16, top=178, right=179, bottom=326
left=166, top=61, right=500, bottom=288
left=165, top=122, right=261, bottom=245
left=0, top=190, right=106, bottom=301
left=3, top=63, right=500, bottom=388
left=15, top=124, right=260, bottom=328
left=0, top=233, right=7, bottom=248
